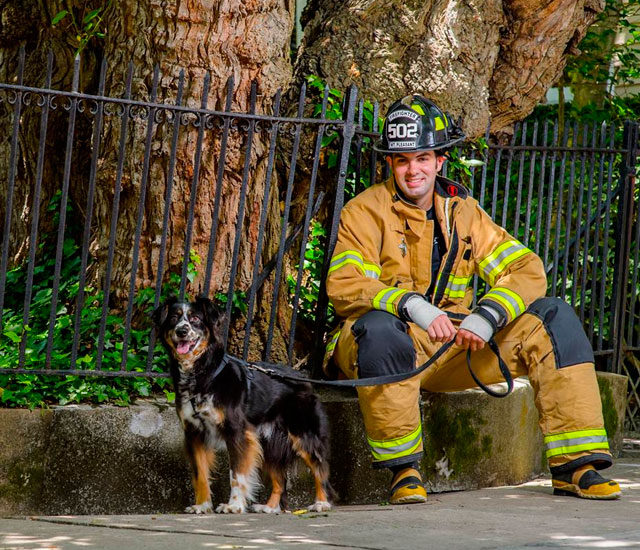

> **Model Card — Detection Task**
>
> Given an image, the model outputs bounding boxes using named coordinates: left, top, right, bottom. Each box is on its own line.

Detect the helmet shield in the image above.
left=374, top=95, right=465, bottom=154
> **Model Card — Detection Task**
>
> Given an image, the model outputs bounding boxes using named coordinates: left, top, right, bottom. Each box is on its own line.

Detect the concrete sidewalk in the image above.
left=2, top=459, right=639, bottom=550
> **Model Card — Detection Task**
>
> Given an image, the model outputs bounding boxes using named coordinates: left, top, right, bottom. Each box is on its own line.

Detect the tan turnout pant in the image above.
left=333, top=297, right=612, bottom=473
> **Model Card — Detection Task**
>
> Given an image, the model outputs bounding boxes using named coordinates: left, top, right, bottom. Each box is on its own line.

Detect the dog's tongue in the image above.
left=177, top=342, right=191, bottom=354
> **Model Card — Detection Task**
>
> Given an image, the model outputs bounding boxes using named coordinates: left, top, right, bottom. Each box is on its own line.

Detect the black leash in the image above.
left=465, top=338, right=513, bottom=398
left=227, top=337, right=513, bottom=397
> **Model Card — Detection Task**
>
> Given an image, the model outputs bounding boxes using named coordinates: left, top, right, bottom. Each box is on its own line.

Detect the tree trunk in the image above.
left=1, top=0, right=606, bottom=365
left=294, top=0, right=605, bottom=136
left=0, top=0, right=295, bottom=361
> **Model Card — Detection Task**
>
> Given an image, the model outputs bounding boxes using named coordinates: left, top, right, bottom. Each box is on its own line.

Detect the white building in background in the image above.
left=546, top=10, right=640, bottom=104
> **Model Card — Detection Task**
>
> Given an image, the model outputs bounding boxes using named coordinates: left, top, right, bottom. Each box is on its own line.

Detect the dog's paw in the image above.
left=251, top=503, right=282, bottom=514
left=307, top=501, right=332, bottom=512
left=216, top=502, right=246, bottom=514
left=185, top=502, right=214, bottom=514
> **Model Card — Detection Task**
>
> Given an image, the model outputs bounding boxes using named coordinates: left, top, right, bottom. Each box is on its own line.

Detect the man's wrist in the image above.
left=402, top=295, right=445, bottom=331
left=459, top=311, right=494, bottom=342
left=477, top=302, right=507, bottom=329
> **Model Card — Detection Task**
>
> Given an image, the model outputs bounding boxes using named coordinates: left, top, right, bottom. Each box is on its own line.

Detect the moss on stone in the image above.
left=481, top=435, right=493, bottom=455
left=597, top=377, right=618, bottom=440
left=0, top=460, right=45, bottom=502
left=422, top=404, right=492, bottom=480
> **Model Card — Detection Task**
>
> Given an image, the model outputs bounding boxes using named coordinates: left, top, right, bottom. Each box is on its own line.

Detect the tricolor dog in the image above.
left=154, top=296, right=334, bottom=514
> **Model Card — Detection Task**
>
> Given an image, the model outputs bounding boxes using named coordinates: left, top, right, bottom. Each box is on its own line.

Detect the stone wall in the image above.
left=0, top=373, right=627, bottom=515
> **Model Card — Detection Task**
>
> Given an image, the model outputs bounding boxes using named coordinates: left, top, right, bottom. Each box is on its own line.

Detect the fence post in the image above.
left=311, top=85, right=358, bottom=378
left=610, top=120, right=638, bottom=374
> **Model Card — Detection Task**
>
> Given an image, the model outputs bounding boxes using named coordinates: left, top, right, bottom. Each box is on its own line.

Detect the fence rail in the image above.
left=0, top=49, right=639, bottom=428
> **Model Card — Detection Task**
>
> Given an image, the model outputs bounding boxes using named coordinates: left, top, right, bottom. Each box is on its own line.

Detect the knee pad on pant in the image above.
left=352, top=311, right=416, bottom=378
left=527, top=297, right=595, bottom=368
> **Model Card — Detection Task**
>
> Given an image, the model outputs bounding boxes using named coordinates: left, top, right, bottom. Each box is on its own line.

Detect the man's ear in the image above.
left=385, top=154, right=392, bottom=167
left=436, top=154, right=446, bottom=172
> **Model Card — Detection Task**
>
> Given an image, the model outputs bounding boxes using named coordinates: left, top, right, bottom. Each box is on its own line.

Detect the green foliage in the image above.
left=0, top=193, right=183, bottom=408
left=306, top=74, right=383, bottom=191
left=214, top=290, right=248, bottom=317
left=0, top=191, right=254, bottom=409
left=287, top=220, right=332, bottom=324
left=51, top=1, right=110, bottom=56
left=288, top=76, right=385, bottom=328
left=564, top=0, right=640, bottom=90
left=537, top=0, right=640, bottom=124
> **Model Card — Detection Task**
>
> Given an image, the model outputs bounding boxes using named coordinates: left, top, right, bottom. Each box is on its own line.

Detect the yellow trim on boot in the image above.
left=552, top=464, right=621, bottom=500
left=389, top=467, right=427, bottom=504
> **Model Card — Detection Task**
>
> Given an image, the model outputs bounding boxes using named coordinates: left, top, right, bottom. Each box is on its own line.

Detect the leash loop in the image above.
left=464, top=338, right=514, bottom=398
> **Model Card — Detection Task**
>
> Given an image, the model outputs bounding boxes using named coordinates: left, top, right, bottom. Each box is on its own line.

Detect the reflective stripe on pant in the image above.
left=333, top=297, right=613, bottom=472
left=334, top=310, right=423, bottom=468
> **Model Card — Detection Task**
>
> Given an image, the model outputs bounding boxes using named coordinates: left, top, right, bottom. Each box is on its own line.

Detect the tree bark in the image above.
left=0, top=0, right=295, bottom=361
left=294, top=0, right=605, bottom=136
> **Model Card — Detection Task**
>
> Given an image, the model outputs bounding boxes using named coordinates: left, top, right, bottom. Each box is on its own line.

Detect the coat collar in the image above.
left=385, top=175, right=466, bottom=245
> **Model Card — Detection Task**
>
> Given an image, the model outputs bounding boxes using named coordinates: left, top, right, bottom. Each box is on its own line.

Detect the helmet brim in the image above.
left=372, top=135, right=466, bottom=154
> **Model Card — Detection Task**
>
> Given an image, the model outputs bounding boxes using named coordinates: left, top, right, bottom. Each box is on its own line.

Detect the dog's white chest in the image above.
left=178, top=398, right=226, bottom=449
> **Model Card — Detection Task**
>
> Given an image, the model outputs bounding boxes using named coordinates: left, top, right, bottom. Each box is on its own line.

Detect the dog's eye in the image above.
left=189, top=315, right=202, bottom=324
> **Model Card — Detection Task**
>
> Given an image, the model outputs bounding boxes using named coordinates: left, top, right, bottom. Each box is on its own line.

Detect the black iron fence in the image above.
left=0, top=50, right=639, bottom=427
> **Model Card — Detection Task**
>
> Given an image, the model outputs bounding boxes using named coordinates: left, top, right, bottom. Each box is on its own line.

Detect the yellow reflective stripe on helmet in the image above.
left=368, top=425, right=423, bottom=462
left=478, top=240, right=531, bottom=285
left=482, top=287, right=525, bottom=320
left=544, top=428, right=609, bottom=458
left=411, top=102, right=425, bottom=116
left=443, top=274, right=472, bottom=299
left=373, top=287, right=408, bottom=315
left=434, top=116, right=445, bottom=131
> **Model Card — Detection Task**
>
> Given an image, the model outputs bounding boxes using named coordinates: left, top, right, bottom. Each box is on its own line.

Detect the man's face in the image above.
left=387, top=150, right=444, bottom=211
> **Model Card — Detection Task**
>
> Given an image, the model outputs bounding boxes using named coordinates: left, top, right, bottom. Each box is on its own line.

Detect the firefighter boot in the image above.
left=389, top=467, right=427, bottom=504
left=552, top=464, right=621, bottom=500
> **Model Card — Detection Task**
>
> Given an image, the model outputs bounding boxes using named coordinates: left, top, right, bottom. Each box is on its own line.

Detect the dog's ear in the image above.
left=152, top=295, right=177, bottom=328
left=195, top=295, right=225, bottom=330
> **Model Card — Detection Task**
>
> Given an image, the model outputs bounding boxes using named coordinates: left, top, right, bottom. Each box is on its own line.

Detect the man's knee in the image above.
left=352, top=311, right=416, bottom=378
left=527, top=297, right=595, bottom=367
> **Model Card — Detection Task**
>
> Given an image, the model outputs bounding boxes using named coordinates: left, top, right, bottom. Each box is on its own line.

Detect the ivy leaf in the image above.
left=3, top=330, right=21, bottom=343
left=52, top=10, right=69, bottom=25
left=0, top=389, right=13, bottom=403
left=83, top=8, right=102, bottom=25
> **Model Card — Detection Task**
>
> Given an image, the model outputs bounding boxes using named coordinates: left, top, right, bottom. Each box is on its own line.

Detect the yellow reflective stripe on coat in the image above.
left=364, top=261, right=381, bottom=279
left=329, top=250, right=380, bottom=279
left=373, top=287, right=408, bottom=315
left=482, top=287, right=526, bottom=320
left=544, top=428, right=609, bottom=458
left=329, top=250, right=364, bottom=274
left=443, top=274, right=472, bottom=299
left=478, top=240, right=531, bottom=286
left=367, top=425, right=423, bottom=462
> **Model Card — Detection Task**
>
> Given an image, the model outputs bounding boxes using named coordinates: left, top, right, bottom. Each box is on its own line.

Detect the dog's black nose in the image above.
left=176, top=326, right=189, bottom=338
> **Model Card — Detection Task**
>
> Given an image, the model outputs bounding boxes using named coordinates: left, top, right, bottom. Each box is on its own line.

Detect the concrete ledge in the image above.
left=0, top=373, right=626, bottom=515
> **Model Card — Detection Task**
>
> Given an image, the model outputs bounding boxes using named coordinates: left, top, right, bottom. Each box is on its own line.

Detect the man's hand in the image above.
left=427, top=314, right=457, bottom=343
left=455, top=328, right=486, bottom=351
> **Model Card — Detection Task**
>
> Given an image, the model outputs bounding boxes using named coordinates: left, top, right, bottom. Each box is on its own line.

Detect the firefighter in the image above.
left=325, top=95, right=621, bottom=503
